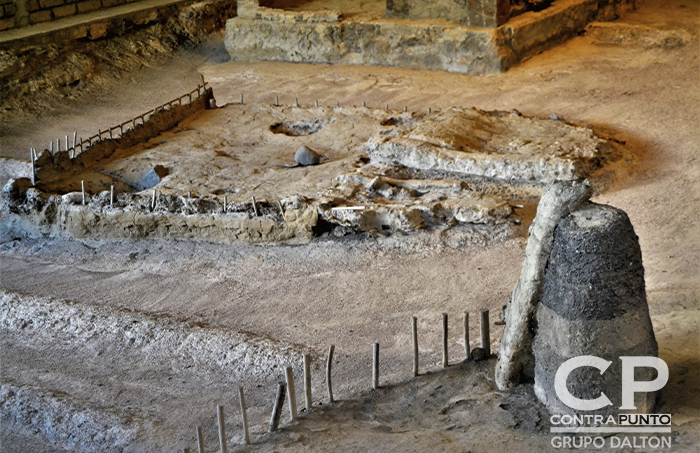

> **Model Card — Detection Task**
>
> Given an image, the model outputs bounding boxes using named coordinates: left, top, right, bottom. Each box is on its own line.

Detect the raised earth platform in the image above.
left=225, top=0, right=635, bottom=74
left=2, top=100, right=621, bottom=245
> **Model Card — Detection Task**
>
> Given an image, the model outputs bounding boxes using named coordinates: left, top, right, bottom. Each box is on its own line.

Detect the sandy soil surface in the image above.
left=1, top=0, right=699, bottom=451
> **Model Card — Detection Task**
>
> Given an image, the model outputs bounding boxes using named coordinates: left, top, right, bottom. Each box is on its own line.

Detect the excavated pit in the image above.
left=2, top=101, right=622, bottom=245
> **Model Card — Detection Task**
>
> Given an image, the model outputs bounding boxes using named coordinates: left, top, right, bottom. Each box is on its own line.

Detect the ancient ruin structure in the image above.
left=225, top=0, right=636, bottom=73
left=496, top=181, right=659, bottom=416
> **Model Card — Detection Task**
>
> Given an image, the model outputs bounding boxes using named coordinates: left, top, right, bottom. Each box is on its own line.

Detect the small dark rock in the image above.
left=295, top=146, right=320, bottom=166
left=470, top=347, right=488, bottom=361
left=140, top=165, right=168, bottom=190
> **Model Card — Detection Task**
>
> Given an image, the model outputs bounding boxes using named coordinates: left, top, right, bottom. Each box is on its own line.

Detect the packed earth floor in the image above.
left=0, top=0, right=699, bottom=451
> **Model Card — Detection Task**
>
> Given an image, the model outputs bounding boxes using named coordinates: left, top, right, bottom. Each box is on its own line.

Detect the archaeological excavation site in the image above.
left=1, top=0, right=698, bottom=451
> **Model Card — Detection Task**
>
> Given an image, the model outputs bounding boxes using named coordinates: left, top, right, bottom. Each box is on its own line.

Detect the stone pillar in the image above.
left=533, top=202, right=658, bottom=417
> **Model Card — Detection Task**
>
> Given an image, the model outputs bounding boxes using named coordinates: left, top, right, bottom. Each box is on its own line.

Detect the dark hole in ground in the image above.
left=270, top=119, right=330, bottom=136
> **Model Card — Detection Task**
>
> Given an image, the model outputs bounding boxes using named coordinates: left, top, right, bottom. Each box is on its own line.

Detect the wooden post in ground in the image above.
left=303, top=353, right=312, bottom=411
left=326, top=345, right=335, bottom=403
left=217, top=405, right=228, bottom=453
left=442, top=313, right=449, bottom=368
left=285, top=366, right=298, bottom=421
left=480, top=309, right=490, bottom=357
left=464, top=312, right=470, bottom=360
left=269, top=383, right=286, bottom=432
left=412, top=316, right=418, bottom=377
left=372, top=343, right=379, bottom=389
left=238, top=387, right=250, bottom=444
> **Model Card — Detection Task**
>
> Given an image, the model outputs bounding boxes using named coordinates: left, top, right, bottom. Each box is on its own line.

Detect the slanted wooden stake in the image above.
left=72, top=131, right=77, bottom=149
left=412, top=316, right=418, bottom=377
left=238, top=387, right=250, bottom=444
left=269, top=383, right=286, bottom=432
left=372, top=343, right=380, bottom=389
left=463, top=312, right=470, bottom=360
left=442, top=313, right=449, bottom=368
left=217, top=405, right=228, bottom=453
left=480, top=309, right=490, bottom=357
left=326, top=345, right=335, bottom=403
left=251, top=196, right=259, bottom=216
left=81, top=180, right=85, bottom=205
left=285, top=366, right=298, bottom=421
left=152, top=190, right=157, bottom=210
left=303, top=353, right=312, bottom=411
left=196, top=426, right=204, bottom=453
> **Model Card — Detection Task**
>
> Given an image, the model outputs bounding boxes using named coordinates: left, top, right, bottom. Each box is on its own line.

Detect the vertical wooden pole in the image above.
left=463, top=312, right=470, bottom=360
left=303, top=353, right=312, bottom=411
left=269, top=383, right=286, bottom=432
left=81, top=180, right=85, bottom=205
left=372, top=343, right=379, bottom=389
left=442, top=313, right=449, bottom=368
left=196, top=425, right=204, bottom=453
left=238, top=387, right=250, bottom=444
left=285, top=366, right=298, bottom=421
left=217, top=405, right=228, bottom=453
left=480, top=309, right=490, bottom=357
left=412, top=316, right=418, bottom=377
left=110, top=185, right=114, bottom=207
left=326, top=345, right=335, bottom=403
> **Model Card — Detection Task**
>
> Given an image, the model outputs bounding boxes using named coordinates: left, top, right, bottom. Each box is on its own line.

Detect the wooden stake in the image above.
left=275, top=95, right=279, bottom=106
left=223, top=195, right=227, bottom=213
left=65, top=135, right=68, bottom=151
left=303, top=353, right=312, bottom=411
left=294, top=97, right=298, bottom=108
left=49, top=141, right=53, bottom=153
left=269, top=383, right=286, bottom=432
left=362, top=101, right=366, bottom=107
left=196, top=426, right=204, bottom=453
left=404, top=106, right=407, bottom=112
left=56, top=138, right=60, bottom=152
left=326, top=345, right=335, bottom=403
left=72, top=131, right=77, bottom=149
left=110, top=185, right=114, bottom=207
left=30, top=149, right=35, bottom=185
left=240, top=93, right=243, bottom=104
left=336, top=101, right=339, bottom=107
left=238, top=387, right=250, bottom=444
left=372, top=343, right=379, bottom=389
left=442, top=313, right=449, bottom=368
left=385, top=104, right=389, bottom=110
left=480, top=309, right=490, bottom=357
left=285, top=366, right=298, bottom=421
left=412, top=316, right=418, bottom=377
left=463, top=312, right=470, bottom=360
left=217, top=405, right=228, bottom=453
left=251, top=196, right=258, bottom=216
left=315, top=100, right=319, bottom=107
left=152, top=190, right=157, bottom=210
left=81, top=180, right=85, bottom=205
left=428, top=108, right=432, bottom=114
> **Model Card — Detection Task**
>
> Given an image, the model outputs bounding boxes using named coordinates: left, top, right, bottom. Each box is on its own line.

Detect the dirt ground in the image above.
left=1, top=0, right=699, bottom=451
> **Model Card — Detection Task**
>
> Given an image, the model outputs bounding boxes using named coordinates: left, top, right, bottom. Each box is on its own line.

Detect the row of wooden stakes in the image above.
left=180, top=310, right=492, bottom=452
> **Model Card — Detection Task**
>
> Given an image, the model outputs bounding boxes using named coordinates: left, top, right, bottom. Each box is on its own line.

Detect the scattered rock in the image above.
left=139, top=165, right=168, bottom=191
left=470, top=347, right=487, bottom=361
left=295, top=146, right=320, bottom=166
left=550, top=113, right=564, bottom=121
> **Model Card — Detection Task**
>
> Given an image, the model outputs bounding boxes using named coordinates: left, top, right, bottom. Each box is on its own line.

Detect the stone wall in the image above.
left=385, top=0, right=511, bottom=28
left=1, top=0, right=144, bottom=31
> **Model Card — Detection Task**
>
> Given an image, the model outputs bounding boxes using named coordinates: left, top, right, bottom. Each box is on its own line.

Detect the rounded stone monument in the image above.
left=533, top=202, right=658, bottom=417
